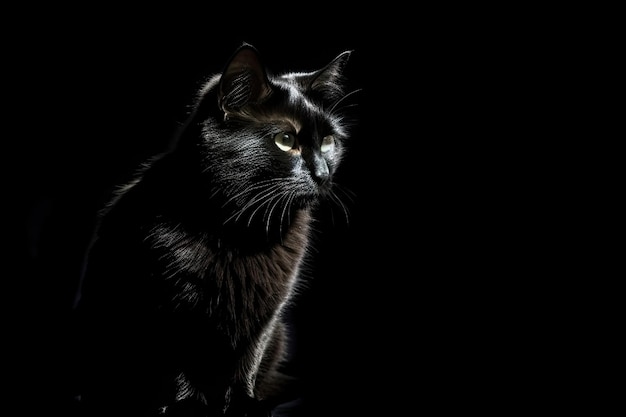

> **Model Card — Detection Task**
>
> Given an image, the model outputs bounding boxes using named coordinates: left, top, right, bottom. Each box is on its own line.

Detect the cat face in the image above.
left=200, top=97, right=345, bottom=224
left=195, top=44, right=355, bottom=227
left=219, top=79, right=345, bottom=192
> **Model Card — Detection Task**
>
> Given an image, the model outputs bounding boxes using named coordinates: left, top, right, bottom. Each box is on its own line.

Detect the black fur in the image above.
left=72, top=43, right=355, bottom=416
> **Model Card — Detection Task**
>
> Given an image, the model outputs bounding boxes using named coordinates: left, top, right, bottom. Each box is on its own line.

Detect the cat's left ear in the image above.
left=218, top=43, right=272, bottom=113
left=308, top=50, right=353, bottom=100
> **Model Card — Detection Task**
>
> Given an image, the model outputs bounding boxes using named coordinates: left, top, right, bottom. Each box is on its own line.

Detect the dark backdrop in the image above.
left=7, top=9, right=540, bottom=416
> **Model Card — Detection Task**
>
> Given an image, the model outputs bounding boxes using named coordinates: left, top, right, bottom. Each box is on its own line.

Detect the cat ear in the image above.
left=218, top=43, right=272, bottom=113
left=308, top=50, right=353, bottom=100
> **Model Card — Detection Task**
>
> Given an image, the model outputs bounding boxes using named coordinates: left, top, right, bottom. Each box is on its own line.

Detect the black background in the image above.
left=7, top=8, right=549, bottom=416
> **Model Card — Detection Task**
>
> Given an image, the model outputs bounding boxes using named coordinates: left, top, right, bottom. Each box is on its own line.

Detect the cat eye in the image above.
left=321, top=135, right=335, bottom=153
left=274, top=132, right=296, bottom=152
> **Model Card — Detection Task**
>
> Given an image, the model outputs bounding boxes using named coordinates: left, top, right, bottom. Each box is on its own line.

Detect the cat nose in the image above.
left=310, top=153, right=330, bottom=185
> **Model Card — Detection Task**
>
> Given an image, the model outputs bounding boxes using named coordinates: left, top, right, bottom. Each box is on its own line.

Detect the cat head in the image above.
left=186, top=43, right=357, bottom=228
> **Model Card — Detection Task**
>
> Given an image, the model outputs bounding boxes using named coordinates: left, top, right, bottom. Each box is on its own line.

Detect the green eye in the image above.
left=274, top=132, right=295, bottom=151
left=321, top=135, right=335, bottom=153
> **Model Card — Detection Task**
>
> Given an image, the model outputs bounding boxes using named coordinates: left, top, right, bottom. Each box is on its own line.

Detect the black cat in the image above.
left=72, top=43, right=356, bottom=416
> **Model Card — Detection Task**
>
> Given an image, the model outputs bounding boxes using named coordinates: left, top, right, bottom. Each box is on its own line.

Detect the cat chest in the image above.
left=146, top=223, right=309, bottom=311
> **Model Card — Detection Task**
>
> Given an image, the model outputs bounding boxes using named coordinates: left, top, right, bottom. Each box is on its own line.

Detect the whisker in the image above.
left=278, top=192, right=297, bottom=238
left=223, top=182, right=284, bottom=225
left=334, top=184, right=356, bottom=204
left=330, top=191, right=351, bottom=226
left=247, top=188, right=285, bottom=228
left=324, top=183, right=354, bottom=226
left=264, top=191, right=291, bottom=236
left=329, top=88, right=362, bottom=114
left=221, top=178, right=283, bottom=208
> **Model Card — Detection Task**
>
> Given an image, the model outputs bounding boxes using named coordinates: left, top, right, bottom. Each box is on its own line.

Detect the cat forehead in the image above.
left=276, top=72, right=314, bottom=90
left=272, top=78, right=328, bottom=122
left=285, top=84, right=318, bottom=113
left=269, top=100, right=336, bottom=135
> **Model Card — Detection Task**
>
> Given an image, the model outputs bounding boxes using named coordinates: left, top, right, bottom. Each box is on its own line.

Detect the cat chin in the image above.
left=294, top=194, right=321, bottom=209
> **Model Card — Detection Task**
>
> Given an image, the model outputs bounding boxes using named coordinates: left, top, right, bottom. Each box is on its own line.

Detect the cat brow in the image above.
left=280, top=117, right=301, bottom=133
left=224, top=110, right=301, bottom=134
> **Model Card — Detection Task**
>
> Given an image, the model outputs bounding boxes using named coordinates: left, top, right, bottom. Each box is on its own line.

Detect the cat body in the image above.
left=73, top=43, right=353, bottom=416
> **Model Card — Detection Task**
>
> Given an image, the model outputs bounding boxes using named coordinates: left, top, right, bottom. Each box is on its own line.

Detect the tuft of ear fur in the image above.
left=218, top=43, right=273, bottom=112
left=308, top=50, right=353, bottom=101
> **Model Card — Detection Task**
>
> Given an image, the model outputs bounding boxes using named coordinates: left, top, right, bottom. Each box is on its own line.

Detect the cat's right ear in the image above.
left=218, top=43, right=272, bottom=114
left=306, top=49, right=353, bottom=102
